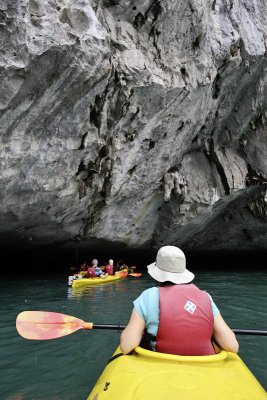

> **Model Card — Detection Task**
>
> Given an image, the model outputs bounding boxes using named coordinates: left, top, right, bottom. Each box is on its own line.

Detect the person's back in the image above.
left=120, top=246, right=239, bottom=356
left=87, top=259, right=101, bottom=278
left=87, top=266, right=97, bottom=278
left=105, top=259, right=114, bottom=275
left=156, top=284, right=215, bottom=355
left=87, top=258, right=108, bottom=279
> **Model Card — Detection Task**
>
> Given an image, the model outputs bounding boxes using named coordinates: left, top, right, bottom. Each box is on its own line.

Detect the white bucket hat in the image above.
left=147, top=246, right=194, bottom=284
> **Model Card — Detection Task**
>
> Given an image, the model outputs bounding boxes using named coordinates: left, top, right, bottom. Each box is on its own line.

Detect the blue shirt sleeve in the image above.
left=133, top=290, right=147, bottom=320
left=95, top=267, right=102, bottom=276
left=134, top=287, right=158, bottom=320
left=207, top=293, right=220, bottom=316
left=133, top=287, right=159, bottom=341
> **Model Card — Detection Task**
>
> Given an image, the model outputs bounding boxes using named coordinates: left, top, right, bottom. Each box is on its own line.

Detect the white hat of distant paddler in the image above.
left=147, top=245, right=194, bottom=284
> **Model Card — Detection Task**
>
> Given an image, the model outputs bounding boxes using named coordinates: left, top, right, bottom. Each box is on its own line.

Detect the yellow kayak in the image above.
left=87, top=346, right=266, bottom=399
left=71, top=274, right=126, bottom=288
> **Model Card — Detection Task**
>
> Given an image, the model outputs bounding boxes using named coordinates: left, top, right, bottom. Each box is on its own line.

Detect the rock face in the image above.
left=0, top=0, right=266, bottom=253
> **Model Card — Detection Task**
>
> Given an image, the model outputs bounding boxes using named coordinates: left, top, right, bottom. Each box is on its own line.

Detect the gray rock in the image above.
left=0, top=0, right=266, bottom=254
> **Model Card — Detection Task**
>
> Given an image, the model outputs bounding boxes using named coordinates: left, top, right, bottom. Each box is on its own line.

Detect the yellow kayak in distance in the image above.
left=71, top=272, right=127, bottom=288
left=87, top=346, right=266, bottom=400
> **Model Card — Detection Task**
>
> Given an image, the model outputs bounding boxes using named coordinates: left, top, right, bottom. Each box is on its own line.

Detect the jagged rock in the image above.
left=0, top=0, right=266, bottom=254
left=163, top=167, right=188, bottom=203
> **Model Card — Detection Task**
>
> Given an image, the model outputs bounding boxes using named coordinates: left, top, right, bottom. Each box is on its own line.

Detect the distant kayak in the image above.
left=87, top=345, right=266, bottom=399
left=70, top=272, right=127, bottom=288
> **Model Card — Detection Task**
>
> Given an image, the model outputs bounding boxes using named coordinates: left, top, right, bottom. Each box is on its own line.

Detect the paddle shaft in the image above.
left=93, top=324, right=126, bottom=330
left=92, top=325, right=267, bottom=336
left=232, top=329, right=267, bottom=336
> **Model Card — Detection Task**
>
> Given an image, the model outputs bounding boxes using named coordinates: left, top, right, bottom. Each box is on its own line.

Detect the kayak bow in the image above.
left=87, top=346, right=266, bottom=399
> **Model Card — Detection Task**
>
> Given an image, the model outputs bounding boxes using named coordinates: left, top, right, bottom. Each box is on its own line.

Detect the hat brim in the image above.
left=147, top=262, right=194, bottom=284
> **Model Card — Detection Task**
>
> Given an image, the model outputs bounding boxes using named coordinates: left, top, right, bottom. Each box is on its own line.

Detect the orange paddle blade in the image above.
left=129, top=273, right=142, bottom=277
left=130, top=266, right=136, bottom=269
left=116, top=270, right=128, bottom=278
left=16, top=311, right=93, bottom=340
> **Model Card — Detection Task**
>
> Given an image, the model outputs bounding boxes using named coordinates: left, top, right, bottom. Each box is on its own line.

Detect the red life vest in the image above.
left=156, top=284, right=215, bottom=356
left=105, top=264, right=113, bottom=275
left=87, top=267, right=96, bottom=278
left=80, top=264, right=87, bottom=271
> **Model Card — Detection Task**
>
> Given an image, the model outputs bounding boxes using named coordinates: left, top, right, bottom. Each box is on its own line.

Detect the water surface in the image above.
left=1, top=268, right=266, bottom=399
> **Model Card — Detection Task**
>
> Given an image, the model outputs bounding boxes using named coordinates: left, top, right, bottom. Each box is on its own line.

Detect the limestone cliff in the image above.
left=0, top=0, right=266, bottom=253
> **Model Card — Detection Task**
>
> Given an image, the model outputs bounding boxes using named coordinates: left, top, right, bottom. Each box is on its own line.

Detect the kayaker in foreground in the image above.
left=120, top=246, right=239, bottom=355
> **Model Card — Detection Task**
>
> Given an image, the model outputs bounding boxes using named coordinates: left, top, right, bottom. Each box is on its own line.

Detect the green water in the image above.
left=1, top=269, right=266, bottom=399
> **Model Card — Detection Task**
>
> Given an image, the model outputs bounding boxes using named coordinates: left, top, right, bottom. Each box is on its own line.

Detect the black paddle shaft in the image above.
left=93, top=325, right=267, bottom=336
left=93, top=324, right=126, bottom=331
left=233, top=329, right=267, bottom=336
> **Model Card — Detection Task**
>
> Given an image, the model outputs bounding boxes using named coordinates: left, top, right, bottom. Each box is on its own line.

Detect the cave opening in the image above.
left=2, top=243, right=266, bottom=276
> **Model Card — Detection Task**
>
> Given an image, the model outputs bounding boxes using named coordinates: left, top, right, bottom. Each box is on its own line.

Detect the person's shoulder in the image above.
left=139, top=286, right=159, bottom=298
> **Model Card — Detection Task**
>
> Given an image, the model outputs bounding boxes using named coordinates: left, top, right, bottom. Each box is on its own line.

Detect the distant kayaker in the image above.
left=116, top=259, right=128, bottom=271
left=87, top=259, right=108, bottom=279
left=105, top=259, right=114, bottom=275
left=80, top=261, right=87, bottom=272
left=120, top=246, right=239, bottom=356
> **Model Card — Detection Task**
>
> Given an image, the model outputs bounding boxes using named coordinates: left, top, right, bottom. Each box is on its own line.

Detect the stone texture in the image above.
left=0, top=0, right=266, bottom=253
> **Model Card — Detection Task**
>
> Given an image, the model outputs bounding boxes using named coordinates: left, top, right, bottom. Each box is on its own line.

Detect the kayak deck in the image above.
left=72, top=274, right=126, bottom=288
left=87, top=346, right=266, bottom=399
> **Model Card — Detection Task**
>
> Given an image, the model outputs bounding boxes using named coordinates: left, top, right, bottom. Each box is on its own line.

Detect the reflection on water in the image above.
left=68, top=278, right=131, bottom=299
left=1, top=269, right=266, bottom=400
